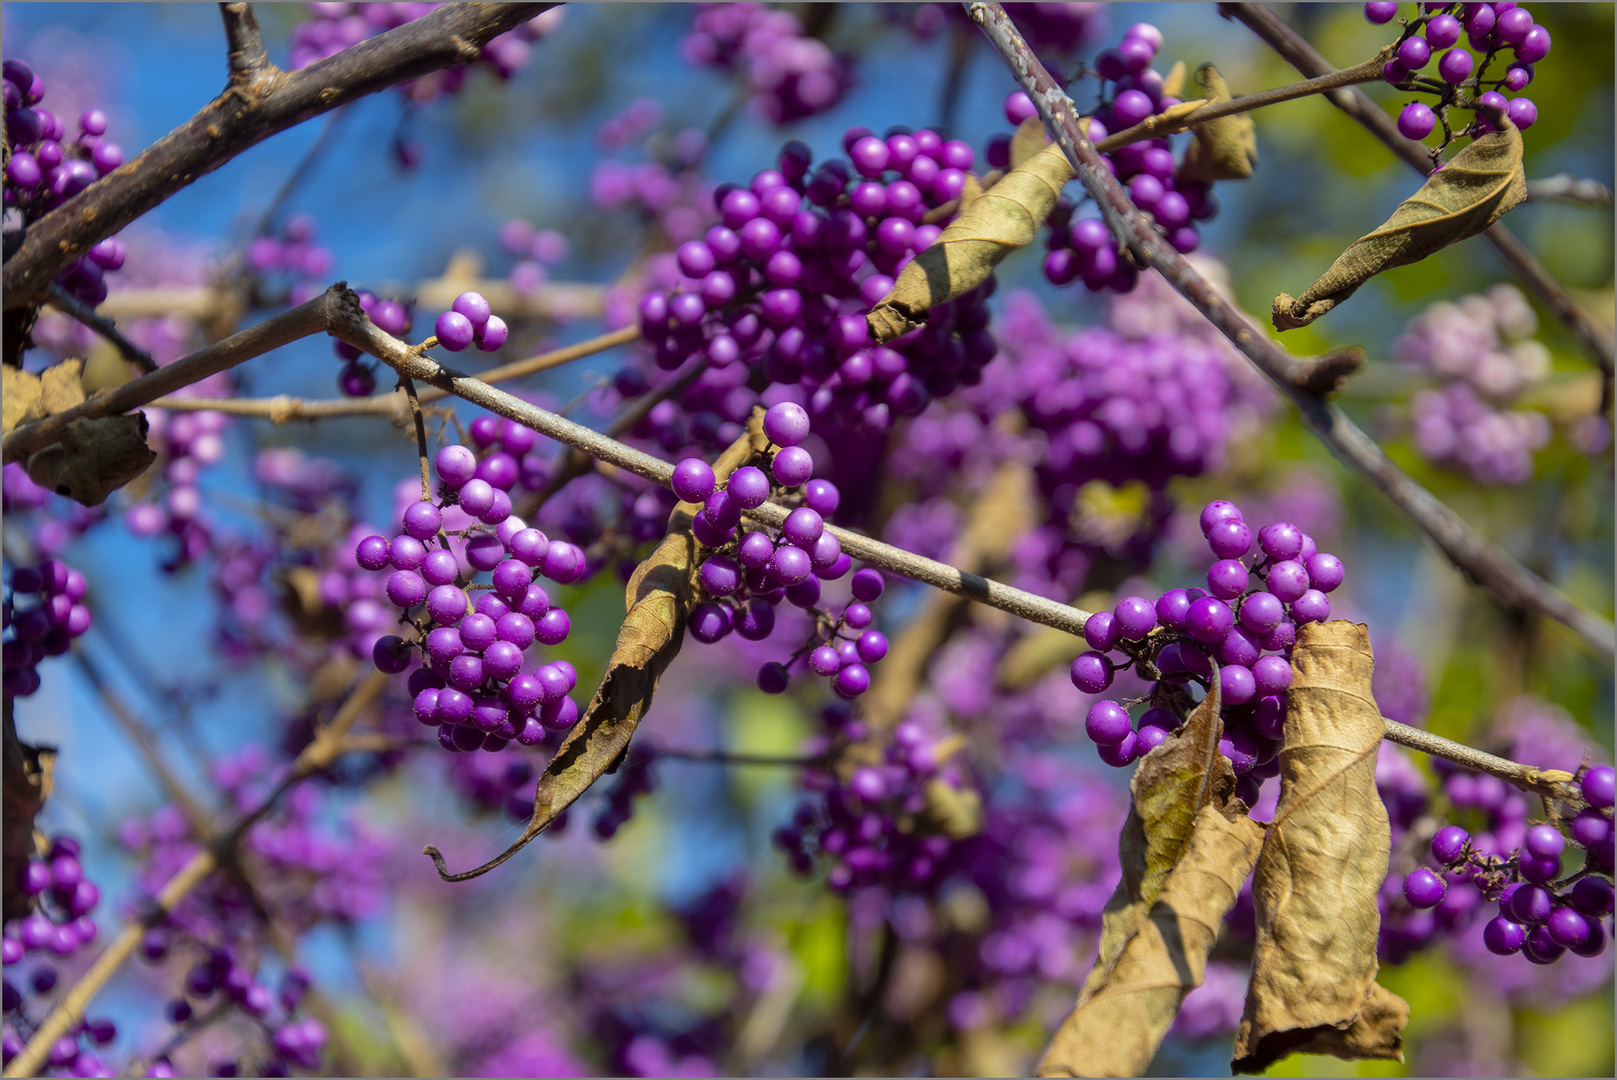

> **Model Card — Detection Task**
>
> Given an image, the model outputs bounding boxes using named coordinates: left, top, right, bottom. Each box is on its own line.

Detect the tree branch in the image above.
left=219, top=3, right=271, bottom=86
left=3, top=670, right=387, bottom=1080
left=2, top=285, right=344, bottom=464
left=966, top=1, right=1616, bottom=665
left=332, top=296, right=1101, bottom=640
left=1524, top=174, right=1614, bottom=208
left=45, top=284, right=158, bottom=374
left=2, top=3, right=554, bottom=309
left=1219, top=2, right=1616, bottom=384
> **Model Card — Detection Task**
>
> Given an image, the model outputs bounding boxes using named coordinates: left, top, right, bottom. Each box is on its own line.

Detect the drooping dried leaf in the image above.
left=1232, top=621, right=1406, bottom=1073
left=26, top=414, right=157, bottom=506
left=1009, top=116, right=1051, bottom=169
left=868, top=132, right=1080, bottom=341
left=39, top=358, right=85, bottom=414
left=424, top=416, right=769, bottom=881
left=1176, top=64, right=1257, bottom=183
left=1037, top=805, right=1266, bottom=1078
left=1079, top=666, right=1232, bottom=1001
left=1273, top=125, right=1525, bottom=330
left=2, top=366, right=43, bottom=434
left=1161, top=60, right=1187, bottom=99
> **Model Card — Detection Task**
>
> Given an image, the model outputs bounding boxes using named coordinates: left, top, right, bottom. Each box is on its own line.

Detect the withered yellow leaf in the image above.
left=2, top=366, right=44, bottom=434
left=1037, top=805, right=1265, bottom=1077
left=1273, top=125, right=1525, bottom=330
left=1176, top=64, right=1257, bottom=183
left=868, top=131, right=1081, bottom=341
left=1232, top=621, right=1406, bottom=1073
left=39, top=359, right=85, bottom=415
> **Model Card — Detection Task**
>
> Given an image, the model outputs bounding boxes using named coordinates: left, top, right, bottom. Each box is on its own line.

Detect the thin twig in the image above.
left=2, top=286, right=344, bottom=464
left=1523, top=174, right=1614, bottom=208
left=1382, top=720, right=1582, bottom=804
left=218, top=3, right=271, bottom=85
left=45, top=283, right=158, bottom=374
left=2, top=670, right=387, bottom=1080
left=399, top=376, right=431, bottom=500
left=245, top=108, right=350, bottom=250
left=1093, top=51, right=1392, bottom=154
left=1219, top=2, right=1616, bottom=383
left=967, top=1, right=1616, bottom=665
left=149, top=324, right=643, bottom=423
left=3, top=3, right=555, bottom=307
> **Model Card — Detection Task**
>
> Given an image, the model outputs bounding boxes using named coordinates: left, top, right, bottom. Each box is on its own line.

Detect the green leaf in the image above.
left=1273, top=125, right=1527, bottom=330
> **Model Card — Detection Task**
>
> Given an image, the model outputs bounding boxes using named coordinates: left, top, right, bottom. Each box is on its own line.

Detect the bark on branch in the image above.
left=219, top=3, right=271, bottom=85
left=966, top=1, right=1615, bottom=665
left=1, top=3, right=553, bottom=309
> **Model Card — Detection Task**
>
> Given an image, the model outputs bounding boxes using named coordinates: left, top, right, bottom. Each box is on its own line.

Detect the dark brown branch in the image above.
left=2, top=285, right=344, bottom=464
left=1524, top=174, right=1614, bottom=207
left=46, top=283, right=158, bottom=374
left=219, top=3, right=271, bottom=85
left=2, top=3, right=553, bottom=309
left=966, top=1, right=1616, bottom=665
left=1219, top=2, right=1616, bottom=383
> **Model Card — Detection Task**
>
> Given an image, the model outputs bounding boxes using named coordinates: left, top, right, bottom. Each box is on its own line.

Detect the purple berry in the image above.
left=1112, top=596, right=1157, bottom=640
left=1186, top=597, right=1234, bottom=644
left=1070, top=652, right=1114, bottom=694
left=727, top=466, right=771, bottom=509
left=771, top=446, right=813, bottom=487
left=1483, top=915, right=1526, bottom=955
left=1199, top=500, right=1243, bottom=536
left=1397, top=36, right=1431, bottom=70
left=1571, top=808, right=1612, bottom=848
left=1289, top=589, right=1331, bottom=624
left=671, top=458, right=716, bottom=503
left=1206, top=559, right=1250, bottom=600
left=1431, top=825, right=1469, bottom=863
left=1505, top=97, right=1536, bottom=129
left=435, top=311, right=475, bottom=352
left=1084, top=611, right=1119, bottom=650
left=1583, top=766, right=1615, bottom=809
left=1398, top=102, right=1437, bottom=140
left=1403, top=867, right=1445, bottom=908
left=1207, top=518, right=1253, bottom=559
left=1364, top=1, right=1398, bottom=24
left=1085, top=700, right=1132, bottom=745
left=1436, top=48, right=1474, bottom=83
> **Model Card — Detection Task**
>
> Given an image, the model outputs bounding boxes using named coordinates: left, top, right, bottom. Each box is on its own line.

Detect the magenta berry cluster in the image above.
left=680, top=4, right=851, bottom=125
left=433, top=289, right=509, bottom=356
left=3, top=59, right=127, bottom=309
left=355, top=425, right=590, bottom=755
left=677, top=404, right=890, bottom=699
left=1071, top=500, right=1344, bottom=791
left=635, top=127, right=999, bottom=433
left=775, top=709, right=963, bottom=892
left=1395, top=763, right=1613, bottom=966
left=289, top=4, right=561, bottom=89
left=1371, top=3, right=1548, bottom=140
left=2, top=560, right=91, bottom=698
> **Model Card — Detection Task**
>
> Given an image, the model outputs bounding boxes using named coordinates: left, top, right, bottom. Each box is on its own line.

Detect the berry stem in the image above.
left=398, top=374, right=432, bottom=502
left=969, top=0, right=1617, bottom=664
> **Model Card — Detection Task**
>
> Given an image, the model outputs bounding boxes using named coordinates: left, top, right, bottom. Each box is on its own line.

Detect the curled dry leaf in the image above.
left=1176, top=64, right=1257, bottom=183
left=867, top=130, right=1081, bottom=342
left=26, top=414, right=157, bottom=507
left=1036, top=804, right=1266, bottom=1078
left=2, top=358, right=84, bottom=434
left=424, top=415, right=770, bottom=882
left=3, top=712, right=55, bottom=921
left=1232, top=621, right=1406, bottom=1073
left=1077, top=665, right=1232, bottom=1005
left=1273, top=125, right=1526, bottom=330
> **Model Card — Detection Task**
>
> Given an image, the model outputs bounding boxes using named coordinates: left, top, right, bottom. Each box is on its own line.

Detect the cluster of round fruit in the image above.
left=1071, top=501, right=1343, bottom=789
left=1369, top=2, right=1547, bottom=139
left=331, top=289, right=413, bottom=397
left=2, top=560, right=92, bottom=698
left=676, top=404, right=889, bottom=698
left=356, top=433, right=589, bottom=755
left=1401, top=764, right=1613, bottom=964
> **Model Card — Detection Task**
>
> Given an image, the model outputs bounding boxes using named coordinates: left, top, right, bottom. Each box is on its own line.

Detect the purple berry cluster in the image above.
left=1394, top=285, right=1562, bottom=484
left=432, top=289, right=509, bottom=356
left=1071, top=500, right=1344, bottom=793
left=635, top=127, right=999, bottom=434
left=1398, top=764, right=1613, bottom=966
left=2, top=560, right=91, bottom=698
left=244, top=213, right=334, bottom=306
left=289, top=3, right=563, bottom=89
left=498, top=219, right=570, bottom=298
left=3, top=58, right=127, bottom=308
left=356, top=427, right=590, bottom=755
left=1368, top=2, right=1547, bottom=140
left=775, top=709, right=965, bottom=893
left=676, top=404, right=893, bottom=699
left=122, top=407, right=231, bottom=566
left=331, top=288, right=413, bottom=397
left=680, top=4, right=852, bottom=125
left=1021, top=24, right=1220, bottom=291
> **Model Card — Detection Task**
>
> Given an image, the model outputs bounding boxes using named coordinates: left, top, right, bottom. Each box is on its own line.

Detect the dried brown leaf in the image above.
left=1232, top=621, right=1406, bottom=1073
left=868, top=132, right=1080, bottom=341
left=1161, top=60, right=1187, bottom=100
left=3, top=712, right=55, bottom=921
left=1273, top=125, right=1526, bottom=330
left=2, top=366, right=43, bottom=434
left=39, top=358, right=85, bottom=414
left=1078, top=666, right=1233, bottom=1002
left=1177, top=65, right=1256, bottom=183
left=1037, top=805, right=1266, bottom=1077
left=424, top=416, right=770, bottom=881
left=25, top=414, right=157, bottom=507
left=1009, top=116, right=1051, bottom=169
